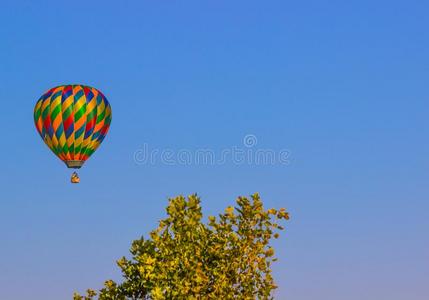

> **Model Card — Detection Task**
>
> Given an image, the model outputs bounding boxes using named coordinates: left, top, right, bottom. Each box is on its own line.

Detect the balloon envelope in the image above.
left=34, top=84, right=112, bottom=168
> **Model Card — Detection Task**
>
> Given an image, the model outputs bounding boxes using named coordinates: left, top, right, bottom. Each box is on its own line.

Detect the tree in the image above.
left=74, top=193, right=289, bottom=300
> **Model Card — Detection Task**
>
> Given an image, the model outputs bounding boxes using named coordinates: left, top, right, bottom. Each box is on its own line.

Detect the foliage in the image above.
left=74, top=193, right=289, bottom=299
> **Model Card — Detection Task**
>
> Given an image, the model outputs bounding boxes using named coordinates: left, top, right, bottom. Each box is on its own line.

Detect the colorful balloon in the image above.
left=34, top=84, right=112, bottom=181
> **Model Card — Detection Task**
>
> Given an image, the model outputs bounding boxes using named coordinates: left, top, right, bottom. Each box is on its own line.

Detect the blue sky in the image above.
left=0, top=1, right=428, bottom=299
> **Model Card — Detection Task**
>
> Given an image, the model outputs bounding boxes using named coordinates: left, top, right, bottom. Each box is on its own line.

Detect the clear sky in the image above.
left=0, top=1, right=428, bottom=299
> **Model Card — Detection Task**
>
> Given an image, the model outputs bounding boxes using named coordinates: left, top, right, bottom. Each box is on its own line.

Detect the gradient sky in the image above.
left=0, top=1, right=428, bottom=299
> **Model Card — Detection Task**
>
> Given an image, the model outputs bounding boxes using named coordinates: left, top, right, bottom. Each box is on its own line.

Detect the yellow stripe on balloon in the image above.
left=78, top=96, right=97, bottom=160
left=93, top=99, right=106, bottom=133
left=83, top=87, right=103, bottom=154
left=50, top=91, right=66, bottom=160
left=44, top=134, right=54, bottom=152
left=34, top=100, right=43, bottom=133
left=40, top=97, right=52, bottom=152
left=74, top=118, right=87, bottom=159
left=62, top=92, right=75, bottom=159
left=73, top=86, right=87, bottom=159
left=105, top=104, right=112, bottom=119
left=86, top=96, right=105, bottom=154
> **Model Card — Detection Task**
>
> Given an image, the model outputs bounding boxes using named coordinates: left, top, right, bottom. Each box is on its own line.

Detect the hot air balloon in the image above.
left=34, top=84, right=112, bottom=183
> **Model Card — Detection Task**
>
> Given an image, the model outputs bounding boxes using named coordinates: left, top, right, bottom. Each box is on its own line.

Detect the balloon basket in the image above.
left=71, top=171, right=80, bottom=184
